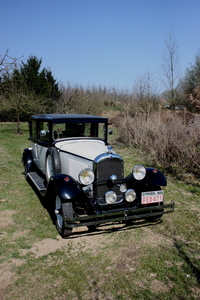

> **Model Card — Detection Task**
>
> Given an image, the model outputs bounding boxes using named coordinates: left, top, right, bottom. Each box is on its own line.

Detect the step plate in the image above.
left=28, top=172, right=46, bottom=191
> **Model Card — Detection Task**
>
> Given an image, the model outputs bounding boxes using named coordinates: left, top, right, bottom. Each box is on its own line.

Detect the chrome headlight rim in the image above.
left=105, top=191, right=117, bottom=204
left=125, top=189, right=136, bottom=202
left=132, top=165, right=146, bottom=180
left=78, top=168, right=94, bottom=185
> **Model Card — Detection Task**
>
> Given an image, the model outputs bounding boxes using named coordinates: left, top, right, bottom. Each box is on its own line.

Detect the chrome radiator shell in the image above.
left=93, top=152, right=124, bottom=205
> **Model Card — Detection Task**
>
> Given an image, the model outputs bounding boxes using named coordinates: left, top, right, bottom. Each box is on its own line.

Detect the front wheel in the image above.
left=54, top=195, right=73, bottom=238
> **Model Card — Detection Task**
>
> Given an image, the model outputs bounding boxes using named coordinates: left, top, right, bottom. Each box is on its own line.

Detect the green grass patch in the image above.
left=0, top=122, right=200, bottom=300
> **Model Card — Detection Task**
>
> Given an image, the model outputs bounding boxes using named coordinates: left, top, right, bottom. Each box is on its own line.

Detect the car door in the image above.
left=29, top=120, right=40, bottom=169
left=36, top=121, right=50, bottom=174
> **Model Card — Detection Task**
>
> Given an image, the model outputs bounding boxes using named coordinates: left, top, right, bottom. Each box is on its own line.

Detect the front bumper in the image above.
left=63, top=201, right=175, bottom=229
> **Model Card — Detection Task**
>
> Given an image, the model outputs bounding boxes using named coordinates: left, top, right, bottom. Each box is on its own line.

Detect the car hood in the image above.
left=55, top=139, right=109, bottom=160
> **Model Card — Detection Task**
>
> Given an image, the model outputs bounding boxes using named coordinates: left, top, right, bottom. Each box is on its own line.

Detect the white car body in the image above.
left=57, top=139, right=108, bottom=181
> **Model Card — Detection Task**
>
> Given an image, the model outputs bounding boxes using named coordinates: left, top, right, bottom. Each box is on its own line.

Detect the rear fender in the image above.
left=22, top=148, right=35, bottom=172
left=47, top=174, right=85, bottom=202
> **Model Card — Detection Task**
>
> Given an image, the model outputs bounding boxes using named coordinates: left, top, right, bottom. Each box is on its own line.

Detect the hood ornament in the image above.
left=107, top=145, right=113, bottom=154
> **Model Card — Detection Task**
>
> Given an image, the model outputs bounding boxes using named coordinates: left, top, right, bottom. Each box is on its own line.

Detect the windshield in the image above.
left=52, top=122, right=107, bottom=140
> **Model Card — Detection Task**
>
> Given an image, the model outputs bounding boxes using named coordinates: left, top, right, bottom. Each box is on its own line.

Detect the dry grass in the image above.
left=114, top=110, right=200, bottom=182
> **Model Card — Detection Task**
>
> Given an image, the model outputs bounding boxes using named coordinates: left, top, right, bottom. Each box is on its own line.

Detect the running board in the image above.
left=28, top=172, right=47, bottom=193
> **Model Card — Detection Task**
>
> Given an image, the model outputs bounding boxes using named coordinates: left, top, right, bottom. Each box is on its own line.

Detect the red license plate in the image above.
left=141, top=190, right=164, bottom=205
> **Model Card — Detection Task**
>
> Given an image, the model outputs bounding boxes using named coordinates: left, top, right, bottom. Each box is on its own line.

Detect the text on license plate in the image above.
left=141, top=190, right=164, bottom=204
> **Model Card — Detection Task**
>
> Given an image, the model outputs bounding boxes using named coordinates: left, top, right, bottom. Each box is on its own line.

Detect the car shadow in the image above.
left=64, top=219, right=163, bottom=240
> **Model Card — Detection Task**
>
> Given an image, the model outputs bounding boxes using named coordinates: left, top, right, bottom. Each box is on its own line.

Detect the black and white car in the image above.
left=22, top=114, right=174, bottom=237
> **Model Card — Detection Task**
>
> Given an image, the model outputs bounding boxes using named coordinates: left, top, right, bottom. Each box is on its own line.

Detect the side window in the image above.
left=38, top=122, right=50, bottom=143
left=30, top=121, right=37, bottom=142
left=98, top=123, right=106, bottom=139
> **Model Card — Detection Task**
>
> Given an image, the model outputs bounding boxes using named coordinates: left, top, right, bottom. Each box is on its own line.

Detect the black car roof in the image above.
left=30, top=114, right=108, bottom=123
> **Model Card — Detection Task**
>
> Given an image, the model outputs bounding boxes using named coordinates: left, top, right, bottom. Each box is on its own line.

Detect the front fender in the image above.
left=145, top=168, right=167, bottom=186
left=125, top=167, right=167, bottom=187
left=47, top=174, right=84, bottom=202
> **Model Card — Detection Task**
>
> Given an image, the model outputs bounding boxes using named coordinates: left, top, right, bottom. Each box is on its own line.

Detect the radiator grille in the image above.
left=95, top=158, right=124, bottom=205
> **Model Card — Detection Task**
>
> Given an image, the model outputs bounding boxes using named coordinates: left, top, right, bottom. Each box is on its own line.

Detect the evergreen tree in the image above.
left=19, top=56, right=61, bottom=104
left=0, top=55, right=62, bottom=127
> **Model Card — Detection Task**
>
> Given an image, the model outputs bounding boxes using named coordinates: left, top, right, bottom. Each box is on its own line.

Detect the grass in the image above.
left=0, top=122, right=200, bottom=300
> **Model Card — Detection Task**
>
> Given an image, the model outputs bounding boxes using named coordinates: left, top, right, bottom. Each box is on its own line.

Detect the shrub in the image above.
left=114, top=110, right=200, bottom=180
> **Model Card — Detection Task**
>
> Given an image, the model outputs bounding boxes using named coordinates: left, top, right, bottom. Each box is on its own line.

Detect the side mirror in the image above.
left=40, top=130, right=46, bottom=137
left=108, top=129, right=113, bottom=135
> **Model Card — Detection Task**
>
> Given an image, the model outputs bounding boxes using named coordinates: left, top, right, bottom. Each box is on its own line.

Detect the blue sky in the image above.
left=1, top=0, right=200, bottom=92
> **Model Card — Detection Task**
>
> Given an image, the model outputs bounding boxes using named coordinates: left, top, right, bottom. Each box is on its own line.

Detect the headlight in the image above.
left=125, top=189, right=136, bottom=202
left=78, top=168, right=94, bottom=185
left=105, top=191, right=117, bottom=204
left=133, top=165, right=146, bottom=180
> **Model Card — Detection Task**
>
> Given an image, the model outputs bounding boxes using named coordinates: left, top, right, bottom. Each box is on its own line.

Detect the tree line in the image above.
left=0, top=46, right=199, bottom=179
left=0, top=44, right=200, bottom=132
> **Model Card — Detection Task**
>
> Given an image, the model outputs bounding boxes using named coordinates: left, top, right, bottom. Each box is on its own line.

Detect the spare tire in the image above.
left=46, top=147, right=61, bottom=181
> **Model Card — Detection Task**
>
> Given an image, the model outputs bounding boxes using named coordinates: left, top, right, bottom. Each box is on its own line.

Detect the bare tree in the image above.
left=160, top=31, right=180, bottom=109
left=133, top=71, right=160, bottom=114
left=0, top=50, right=21, bottom=77
left=55, top=83, right=104, bottom=115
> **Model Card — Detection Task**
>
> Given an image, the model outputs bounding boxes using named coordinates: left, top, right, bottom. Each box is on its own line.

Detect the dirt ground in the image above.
left=0, top=208, right=170, bottom=296
left=0, top=211, right=123, bottom=289
left=1, top=203, right=199, bottom=300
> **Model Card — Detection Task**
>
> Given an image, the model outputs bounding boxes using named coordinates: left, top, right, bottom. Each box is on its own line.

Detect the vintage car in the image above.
left=22, top=114, right=174, bottom=237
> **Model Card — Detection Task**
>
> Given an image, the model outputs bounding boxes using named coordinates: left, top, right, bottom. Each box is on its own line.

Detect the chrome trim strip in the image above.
left=93, top=152, right=123, bottom=174
left=94, top=152, right=123, bottom=164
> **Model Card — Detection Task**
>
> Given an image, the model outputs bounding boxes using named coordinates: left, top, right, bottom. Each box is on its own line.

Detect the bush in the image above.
left=114, top=110, right=200, bottom=180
